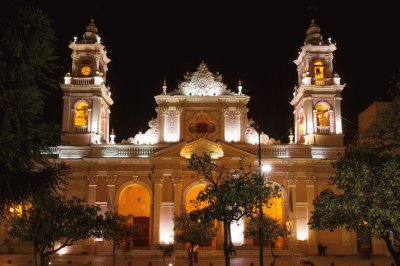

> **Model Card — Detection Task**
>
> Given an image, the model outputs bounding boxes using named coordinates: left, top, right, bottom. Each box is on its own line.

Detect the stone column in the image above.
left=87, top=175, right=98, bottom=205
left=286, top=176, right=297, bottom=242
left=171, top=176, right=183, bottom=216
left=151, top=175, right=163, bottom=247
left=106, top=175, right=117, bottom=212
left=306, top=176, right=317, bottom=253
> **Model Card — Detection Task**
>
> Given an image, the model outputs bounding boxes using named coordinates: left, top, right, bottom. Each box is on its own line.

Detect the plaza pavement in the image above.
left=0, top=251, right=395, bottom=266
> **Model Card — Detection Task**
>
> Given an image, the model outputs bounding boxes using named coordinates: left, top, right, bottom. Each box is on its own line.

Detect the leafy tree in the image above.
left=9, top=194, right=101, bottom=266
left=96, top=212, right=141, bottom=266
left=361, top=97, right=400, bottom=152
left=173, top=212, right=216, bottom=265
left=188, top=153, right=280, bottom=266
left=309, top=146, right=400, bottom=266
left=0, top=2, right=66, bottom=219
left=244, top=215, right=288, bottom=266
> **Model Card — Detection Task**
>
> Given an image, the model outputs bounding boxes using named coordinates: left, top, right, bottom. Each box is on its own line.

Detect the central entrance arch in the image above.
left=253, top=183, right=286, bottom=248
left=118, top=183, right=151, bottom=247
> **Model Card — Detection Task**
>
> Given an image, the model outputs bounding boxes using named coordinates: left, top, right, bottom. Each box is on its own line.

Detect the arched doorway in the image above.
left=118, top=184, right=151, bottom=247
left=253, top=185, right=286, bottom=248
left=184, top=183, right=217, bottom=248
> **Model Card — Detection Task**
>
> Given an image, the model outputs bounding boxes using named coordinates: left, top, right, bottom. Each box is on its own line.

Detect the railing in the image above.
left=75, top=126, right=88, bottom=133
left=72, top=77, right=94, bottom=85
left=91, top=145, right=163, bottom=157
left=313, top=78, right=331, bottom=86
left=316, top=126, right=330, bottom=134
left=234, top=144, right=312, bottom=158
left=51, top=143, right=343, bottom=160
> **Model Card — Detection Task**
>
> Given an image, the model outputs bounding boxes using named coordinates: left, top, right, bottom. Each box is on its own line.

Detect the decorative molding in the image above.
left=128, top=118, right=159, bottom=145
left=106, top=175, right=117, bottom=185
left=305, top=176, right=317, bottom=186
left=180, top=138, right=223, bottom=159
left=171, top=176, right=183, bottom=185
left=151, top=175, right=164, bottom=185
left=87, top=175, right=98, bottom=186
left=286, top=176, right=298, bottom=186
left=188, top=114, right=216, bottom=138
left=132, top=176, right=139, bottom=183
left=178, top=62, right=228, bottom=96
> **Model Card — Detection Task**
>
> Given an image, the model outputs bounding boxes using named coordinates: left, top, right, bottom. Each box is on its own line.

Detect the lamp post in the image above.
left=254, top=124, right=265, bottom=266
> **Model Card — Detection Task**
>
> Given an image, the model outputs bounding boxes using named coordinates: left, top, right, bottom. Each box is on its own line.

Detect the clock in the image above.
left=80, top=66, right=91, bottom=76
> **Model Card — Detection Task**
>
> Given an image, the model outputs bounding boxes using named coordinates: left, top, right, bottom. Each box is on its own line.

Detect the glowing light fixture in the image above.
left=261, top=164, right=272, bottom=173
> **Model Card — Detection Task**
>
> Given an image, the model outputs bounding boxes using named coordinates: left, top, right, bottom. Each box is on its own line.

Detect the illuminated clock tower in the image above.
left=290, top=20, right=345, bottom=146
left=61, top=19, right=113, bottom=145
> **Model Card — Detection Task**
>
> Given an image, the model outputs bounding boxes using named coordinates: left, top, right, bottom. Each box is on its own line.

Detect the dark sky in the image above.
left=36, top=1, right=400, bottom=143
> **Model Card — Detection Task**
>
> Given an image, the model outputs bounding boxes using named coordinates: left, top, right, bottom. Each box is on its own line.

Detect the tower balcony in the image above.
left=316, top=126, right=330, bottom=134
left=74, top=126, right=88, bottom=133
left=72, top=77, right=94, bottom=85
left=312, top=78, right=332, bottom=86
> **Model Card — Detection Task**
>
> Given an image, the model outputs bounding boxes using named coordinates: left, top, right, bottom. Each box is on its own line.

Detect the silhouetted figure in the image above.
left=318, top=243, right=327, bottom=256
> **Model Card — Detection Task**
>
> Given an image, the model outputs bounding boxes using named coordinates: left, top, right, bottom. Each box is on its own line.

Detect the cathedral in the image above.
left=1, top=19, right=389, bottom=256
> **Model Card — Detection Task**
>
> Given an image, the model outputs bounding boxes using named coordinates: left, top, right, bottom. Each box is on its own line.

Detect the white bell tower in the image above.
left=290, top=20, right=345, bottom=147
left=60, top=19, right=113, bottom=145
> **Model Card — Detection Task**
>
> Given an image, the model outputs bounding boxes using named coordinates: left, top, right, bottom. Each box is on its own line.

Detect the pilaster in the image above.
left=87, top=175, right=98, bottom=205
left=286, top=176, right=298, bottom=240
left=106, top=174, right=117, bottom=212
left=305, top=176, right=317, bottom=249
left=151, top=174, right=164, bottom=246
left=171, top=176, right=183, bottom=216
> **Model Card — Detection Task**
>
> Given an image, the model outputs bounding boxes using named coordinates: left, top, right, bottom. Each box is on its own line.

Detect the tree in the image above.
left=0, top=2, right=66, bottom=219
left=9, top=194, right=101, bottom=266
left=361, top=97, right=400, bottom=152
left=309, top=145, right=400, bottom=266
left=244, top=215, right=288, bottom=266
left=96, top=212, right=141, bottom=266
left=173, top=212, right=216, bottom=265
left=188, top=153, right=280, bottom=266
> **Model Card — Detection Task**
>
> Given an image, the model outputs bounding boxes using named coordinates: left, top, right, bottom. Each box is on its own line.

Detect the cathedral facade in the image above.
left=2, top=19, right=389, bottom=256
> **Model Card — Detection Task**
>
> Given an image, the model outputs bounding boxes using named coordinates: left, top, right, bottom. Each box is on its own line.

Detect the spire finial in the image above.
left=162, top=79, right=167, bottom=95
left=238, top=79, right=243, bottom=95
left=110, top=128, right=116, bottom=144
left=86, top=18, right=98, bottom=33
left=289, top=128, right=294, bottom=144
left=305, top=19, right=323, bottom=45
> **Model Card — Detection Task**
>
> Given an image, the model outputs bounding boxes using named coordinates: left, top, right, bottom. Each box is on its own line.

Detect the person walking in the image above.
left=193, top=244, right=199, bottom=262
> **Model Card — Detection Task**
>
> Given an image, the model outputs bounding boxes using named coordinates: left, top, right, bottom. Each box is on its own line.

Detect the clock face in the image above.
left=80, top=66, right=91, bottom=76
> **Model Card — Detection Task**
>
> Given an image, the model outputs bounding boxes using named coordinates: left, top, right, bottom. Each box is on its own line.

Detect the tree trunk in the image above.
left=112, top=242, right=116, bottom=266
left=40, top=253, right=49, bottom=266
left=223, top=221, right=231, bottom=266
left=34, top=245, right=39, bottom=266
left=270, top=245, right=276, bottom=266
left=382, top=234, right=400, bottom=266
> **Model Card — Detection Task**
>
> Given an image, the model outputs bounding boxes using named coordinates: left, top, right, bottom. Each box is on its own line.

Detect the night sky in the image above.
left=35, top=1, right=400, bottom=143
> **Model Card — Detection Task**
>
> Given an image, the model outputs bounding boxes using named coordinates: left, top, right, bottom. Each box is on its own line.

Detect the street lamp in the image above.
left=254, top=123, right=265, bottom=266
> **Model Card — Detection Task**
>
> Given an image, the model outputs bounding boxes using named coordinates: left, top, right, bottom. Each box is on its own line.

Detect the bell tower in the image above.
left=290, top=20, right=345, bottom=147
left=61, top=19, right=113, bottom=145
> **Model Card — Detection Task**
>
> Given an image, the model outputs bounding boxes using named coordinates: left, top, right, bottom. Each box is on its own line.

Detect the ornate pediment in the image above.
left=180, top=138, right=224, bottom=159
left=177, top=61, right=228, bottom=96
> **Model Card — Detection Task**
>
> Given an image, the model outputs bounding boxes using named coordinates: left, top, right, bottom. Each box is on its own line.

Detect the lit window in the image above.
left=314, top=61, right=324, bottom=79
left=74, top=102, right=89, bottom=126
left=315, top=103, right=330, bottom=127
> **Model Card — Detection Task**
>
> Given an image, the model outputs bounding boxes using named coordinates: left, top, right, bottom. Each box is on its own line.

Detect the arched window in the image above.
left=314, top=61, right=324, bottom=79
left=74, top=102, right=89, bottom=126
left=315, top=102, right=330, bottom=127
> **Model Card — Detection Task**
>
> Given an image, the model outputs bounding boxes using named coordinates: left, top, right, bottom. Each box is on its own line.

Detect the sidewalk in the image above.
left=0, top=253, right=395, bottom=266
